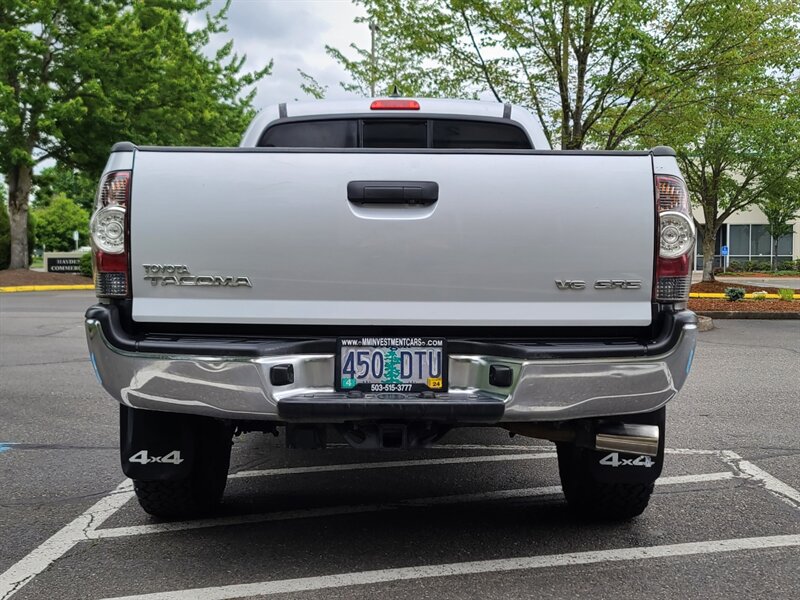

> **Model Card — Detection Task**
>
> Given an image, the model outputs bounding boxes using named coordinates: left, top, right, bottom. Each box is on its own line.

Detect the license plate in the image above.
left=336, top=337, right=447, bottom=393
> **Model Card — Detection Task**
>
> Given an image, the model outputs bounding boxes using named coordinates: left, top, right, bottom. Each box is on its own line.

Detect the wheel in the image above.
left=131, top=416, right=233, bottom=519
left=557, top=443, right=654, bottom=520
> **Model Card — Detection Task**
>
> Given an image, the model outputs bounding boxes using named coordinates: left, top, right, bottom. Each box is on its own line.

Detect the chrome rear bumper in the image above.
left=85, top=309, right=697, bottom=423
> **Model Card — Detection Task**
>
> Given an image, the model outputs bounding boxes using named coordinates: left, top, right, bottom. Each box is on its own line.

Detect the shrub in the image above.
left=727, top=260, right=743, bottom=272
left=778, top=288, right=795, bottom=302
left=724, top=287, right=746, bottom=302
left=32, top=194, right=89, bottom=252
left=755, top=260, right=772, bottom=272
left=79, top=252, right=93, bottom=278
left=795, top=259, right=800, bottom=272
left=743, top=260, right=758, bottom=272
left=751, top=290, right=768, bottom=301
left=779, top=260, right=795, bottom=272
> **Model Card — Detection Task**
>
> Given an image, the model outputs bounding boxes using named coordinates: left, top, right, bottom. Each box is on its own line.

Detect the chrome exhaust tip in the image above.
left=595, top=424, right=660, bottom=457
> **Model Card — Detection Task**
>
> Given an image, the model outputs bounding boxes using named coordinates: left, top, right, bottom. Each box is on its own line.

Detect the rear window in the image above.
left=258, top=120, right=357, bottom=147
left=258, top=118, right=532, bottom=149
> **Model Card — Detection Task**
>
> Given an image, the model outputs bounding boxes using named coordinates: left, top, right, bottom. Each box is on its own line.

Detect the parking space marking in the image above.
left=2, top=447, right=796, bottom=600
left=88, top=472, right=736, bottom=540
left=100, top=534, right=800, bottom=600
left=0, top=480, right=134, bottom=600
left=719, top=450, right=800, bottom=510
left=228, top=452, right=556, bottom=479
left=329, top=443, right=557, bottom=451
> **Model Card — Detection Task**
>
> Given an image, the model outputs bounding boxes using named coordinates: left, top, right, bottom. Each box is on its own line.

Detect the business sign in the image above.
left=44, top=252, right=85, bottom=274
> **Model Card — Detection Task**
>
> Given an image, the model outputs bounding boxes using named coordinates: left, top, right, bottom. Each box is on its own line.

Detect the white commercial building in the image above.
left=691, top=204, right=800, bottom=271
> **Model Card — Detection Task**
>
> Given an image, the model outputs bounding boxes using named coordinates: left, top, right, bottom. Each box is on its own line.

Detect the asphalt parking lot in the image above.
left=1, top=291, right=798, bottom=599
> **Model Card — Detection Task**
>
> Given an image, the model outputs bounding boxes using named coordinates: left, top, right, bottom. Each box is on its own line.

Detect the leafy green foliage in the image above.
left=79, top=251, right=92, bottom=277
left=724, top=287, right=745, bottom=302
left=637, top=2, right=800, bottom=282
left=330, top=0, right=797, bottom=150
left=297, top=70, right=328, bottom=100
left=33, top=166, right=97, bottom=211
left=0, top=0, right=271, bottom=267
left=778, top=289, right=795, bottom=301
left=31, top=195, right=89, bottom=252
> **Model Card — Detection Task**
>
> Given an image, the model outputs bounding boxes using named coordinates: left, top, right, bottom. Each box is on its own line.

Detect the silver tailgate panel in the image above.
left=130, top=151, right=655, bottom=326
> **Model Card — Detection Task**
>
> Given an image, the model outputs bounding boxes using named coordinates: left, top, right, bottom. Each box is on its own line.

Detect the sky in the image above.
left=188, top=0, right=371, bottom=108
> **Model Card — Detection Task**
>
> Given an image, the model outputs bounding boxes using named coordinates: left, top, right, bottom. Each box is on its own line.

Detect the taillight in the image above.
left=655, top=175, right=695, bottom=302
left=370, top=99, right=420, bottom=110
left=90, top=171, right=131, bottom=298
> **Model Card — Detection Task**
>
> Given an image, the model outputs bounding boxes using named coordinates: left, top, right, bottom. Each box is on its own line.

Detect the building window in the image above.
left=696, top=223, right=795, bottom=269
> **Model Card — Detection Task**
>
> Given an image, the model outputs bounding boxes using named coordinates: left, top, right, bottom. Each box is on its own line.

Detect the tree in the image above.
left=0, top=0, right=271, bottom=268
left=383, top=349, right=402, bottom=384
left=642, top=64, right=800, bottom=281
left=32, top=194, right=89, bottom=251
left=330, top=0, right=797, bottom=150
left=758, top=179, right=800, bottom=270
left=32, top=165, right=97, bottom=210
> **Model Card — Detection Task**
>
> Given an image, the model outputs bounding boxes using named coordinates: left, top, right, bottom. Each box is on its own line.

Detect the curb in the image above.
left=694, top=311, right=800, bottom=320
left=696, top=316, right=714, bottom=331
left=0, top=284, right=94, bottom=293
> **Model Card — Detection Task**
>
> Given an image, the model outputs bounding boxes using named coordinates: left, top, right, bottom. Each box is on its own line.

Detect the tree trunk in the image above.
left=7, top=164, right=32, bottom=269
left=701, top=224, right=717, bottom=282
left=772, top=236, right=779, bottom=271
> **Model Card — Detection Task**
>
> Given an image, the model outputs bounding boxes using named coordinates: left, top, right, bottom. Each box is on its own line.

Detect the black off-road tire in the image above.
left=556, top=447, right=654, bottom=520
left=133, top=419, right=232, bottom=519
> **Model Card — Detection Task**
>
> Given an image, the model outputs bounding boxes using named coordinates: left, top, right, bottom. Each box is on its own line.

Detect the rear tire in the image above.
left=133, top=418, right=232, bottom=519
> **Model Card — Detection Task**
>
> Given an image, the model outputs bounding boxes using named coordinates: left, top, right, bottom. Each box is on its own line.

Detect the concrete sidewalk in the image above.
left=692, top=272, right=800, bottom=289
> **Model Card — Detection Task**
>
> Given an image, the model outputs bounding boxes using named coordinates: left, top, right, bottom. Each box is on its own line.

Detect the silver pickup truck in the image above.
left=85, top=98, right=697, bottom=520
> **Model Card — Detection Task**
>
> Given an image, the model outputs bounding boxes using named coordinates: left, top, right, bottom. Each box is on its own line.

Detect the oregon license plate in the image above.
left=336, top=337, right=447, bottom=393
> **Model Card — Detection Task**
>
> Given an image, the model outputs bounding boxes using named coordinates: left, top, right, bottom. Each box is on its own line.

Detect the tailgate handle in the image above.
left=347, top=181, right=439, bottom=205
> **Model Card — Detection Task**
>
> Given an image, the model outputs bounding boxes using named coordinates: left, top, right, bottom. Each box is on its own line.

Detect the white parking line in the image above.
left=329, top=443, right=557, bottom=451
left=100, top=534, right=800, bottom=600
left=228, top=452, right=556, bottom=479
left=719, top=450, right=800, bottom=510
left=89, top=472, right=735, bottom=540
left=1, top=446, right=794, bottom=600
left=0, top=480, right=134, bottom=600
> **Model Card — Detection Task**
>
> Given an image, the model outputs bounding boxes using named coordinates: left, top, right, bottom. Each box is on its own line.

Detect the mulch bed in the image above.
left=0, top=269, right=92, bottom=286
left=688, top=298, right=798, bottom=313
left=691, top=281, right=784, bottom=294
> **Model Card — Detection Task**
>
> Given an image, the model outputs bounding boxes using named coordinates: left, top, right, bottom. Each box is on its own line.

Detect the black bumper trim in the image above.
left=86, top=304, right=696, bottom=361
left=277, top=392, right=506, bottom=423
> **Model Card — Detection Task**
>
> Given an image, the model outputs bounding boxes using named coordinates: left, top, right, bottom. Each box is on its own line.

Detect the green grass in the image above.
left=30, top=256, right=43, bottom=268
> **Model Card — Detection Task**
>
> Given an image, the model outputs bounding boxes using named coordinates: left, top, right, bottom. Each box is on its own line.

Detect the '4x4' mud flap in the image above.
left=119, top=405, right=195, bottom=480
left=575, top=408, right=666, bottom=485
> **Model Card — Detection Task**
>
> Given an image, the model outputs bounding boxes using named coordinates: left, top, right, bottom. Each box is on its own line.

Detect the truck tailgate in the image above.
left=130, top=151, right=655, bottom=326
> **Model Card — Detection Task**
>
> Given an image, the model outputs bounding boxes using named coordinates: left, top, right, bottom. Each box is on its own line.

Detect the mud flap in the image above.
left=120, top=405, right=195, bottom=481
left=571, top=407, right=666, bottom=485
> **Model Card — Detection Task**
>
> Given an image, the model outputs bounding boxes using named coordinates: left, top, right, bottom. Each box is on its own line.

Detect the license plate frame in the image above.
left=335, top=337, right=448, bottom=393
